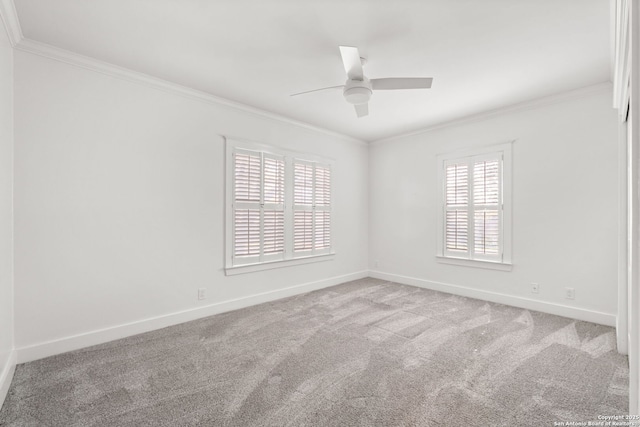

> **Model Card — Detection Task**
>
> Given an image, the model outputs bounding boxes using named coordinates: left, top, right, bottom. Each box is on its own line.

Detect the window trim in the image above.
left=225, top=253, right=335, bottom=276
left=224, top=137, right=335, bottom=275
left=436, top=142, right=513, bottom=269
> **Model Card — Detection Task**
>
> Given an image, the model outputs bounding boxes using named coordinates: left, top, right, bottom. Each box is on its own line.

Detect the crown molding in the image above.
left=14, top=38, right=366, bottom=146
left=0, top=0, right=22, bottom=47
left=370, top=82, right=614, bottom=146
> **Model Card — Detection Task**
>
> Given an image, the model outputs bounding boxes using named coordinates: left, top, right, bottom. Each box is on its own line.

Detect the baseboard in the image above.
left=369, top=270, right=617, bottom=327
left=17, top=270, right=368, bottom=363
left=0, top=350, right=16, bottom=410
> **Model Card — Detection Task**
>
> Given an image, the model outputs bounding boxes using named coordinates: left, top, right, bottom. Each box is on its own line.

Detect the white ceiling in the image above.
left=13, top=0, right=611, bottom=142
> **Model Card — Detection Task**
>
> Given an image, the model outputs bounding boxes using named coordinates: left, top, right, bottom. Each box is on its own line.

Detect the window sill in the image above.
left=225, top=253, right=335, bottom=276
left=436, top=256, right=512, bottom=271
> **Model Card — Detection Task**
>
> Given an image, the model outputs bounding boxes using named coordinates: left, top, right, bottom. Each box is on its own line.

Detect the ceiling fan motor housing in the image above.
left=343, top=78, right=372, bottom=105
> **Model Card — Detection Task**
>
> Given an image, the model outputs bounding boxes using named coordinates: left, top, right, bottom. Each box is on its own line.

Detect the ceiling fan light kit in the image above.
left=291, top=45, right=433, bottom=118
left=343, top=78, right=372, bottom=105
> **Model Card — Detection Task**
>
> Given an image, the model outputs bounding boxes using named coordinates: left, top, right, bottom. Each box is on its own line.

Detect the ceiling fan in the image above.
left=291, top=46, right=433, bottom=118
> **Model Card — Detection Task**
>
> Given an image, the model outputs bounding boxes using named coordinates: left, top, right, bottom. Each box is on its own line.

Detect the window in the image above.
left=225, top=138, right=333, bottom=274
left=436, top=142, right=512, bottom=269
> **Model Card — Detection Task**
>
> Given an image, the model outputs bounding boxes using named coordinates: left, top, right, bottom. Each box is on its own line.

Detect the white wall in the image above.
left=13, top=51, right=369, bottom=361
left=0, top=15, right=14, bottom=405
left=369, top=87, right=620, bottom=324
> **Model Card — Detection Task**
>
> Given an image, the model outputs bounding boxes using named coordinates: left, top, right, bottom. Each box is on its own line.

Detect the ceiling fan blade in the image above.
left=290, top=85, right=344, bottom=97
left=371, top=77, right=433, bottom=90
left=339, top=46, right=364, bottom=81
left=354, top=103, right=368, bottom=118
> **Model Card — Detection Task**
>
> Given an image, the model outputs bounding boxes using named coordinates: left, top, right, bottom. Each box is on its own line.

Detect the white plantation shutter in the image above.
left=262, top=155, right=285, bottom=257
left=233, top=151, right=261, bottom=261
left=293, top=161, right=331, bottom=256
left=234, top=151, right=261, bottom=203
left=445, top=210, right=468, bottom=252
left=442, top=153, right=503, bottom=262
left=232, top=149, right=285, bottom=265
left=294, top=163, right=313, bottom=252
left=294, top=162, right=314, bottom=206
left=473, top=159, right=500, bottom=257
left=474, top=210, right=499, bottom=255
left=314, top=165, right=331, bottom=250
left=263, top=156, right=285, bottom=205
left=314, top=211, right=331, bottom=249
left=233, top=209, right=260, bottom=257
left=315, top=166, right=331, bottom=206
left=263, top=210, right=284, bottom=254
left=445, top=163, right=469, bottom=253
left=294, top=211, right=313, bottom=251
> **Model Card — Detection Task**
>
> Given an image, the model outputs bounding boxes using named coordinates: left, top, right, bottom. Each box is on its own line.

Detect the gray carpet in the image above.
left=0, top=278, right=629, bottom=426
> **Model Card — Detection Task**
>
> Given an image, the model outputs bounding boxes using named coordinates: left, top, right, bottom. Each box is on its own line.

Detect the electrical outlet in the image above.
left=565, top=287, right=575, bottom=300
left=198, top=288, right=206, bottom=300
left=531, top=283, right=539, bottom=294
